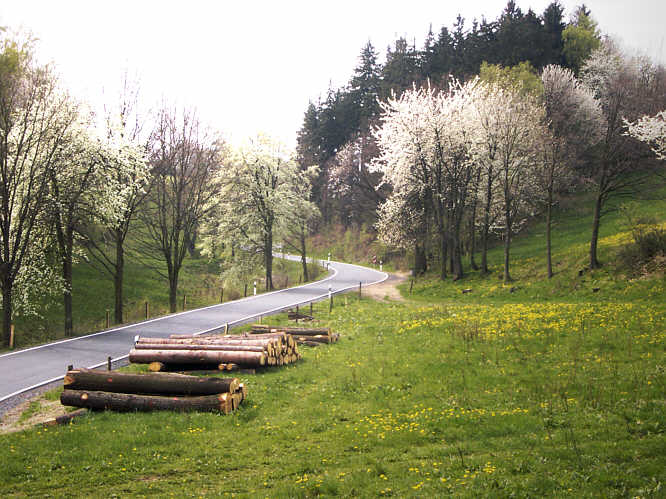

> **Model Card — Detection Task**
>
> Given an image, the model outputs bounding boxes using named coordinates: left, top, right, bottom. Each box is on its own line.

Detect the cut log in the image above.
left=137, top=337, right=278, bottom=349
left=42, top=408, right=88, bottom=427
left=148, top=362, right=165, bottom=372
left=134, top=343, right=267, bottom=353
left=251, top=325, right=331, bottom=337
left=64, top=368, right=239, bottom=395
left=294, top=335, right=331, bottom=344
left=129, top=348, right=266, bottom=366
left=297, top=340, right=321, bottom=347
left=61, top=390, right=232, bottom=414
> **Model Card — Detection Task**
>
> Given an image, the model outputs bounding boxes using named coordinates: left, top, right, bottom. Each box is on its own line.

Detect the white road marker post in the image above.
left=253, top=280, right=257, bottom=296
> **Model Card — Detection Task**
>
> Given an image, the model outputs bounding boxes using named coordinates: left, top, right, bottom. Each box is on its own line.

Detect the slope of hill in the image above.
left=0, top=186, right=663, bottom=497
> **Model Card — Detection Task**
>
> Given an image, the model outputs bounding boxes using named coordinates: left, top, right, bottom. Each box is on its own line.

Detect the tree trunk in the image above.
left=439, top=232, right=447, bottom=280
left=503, top=212, right=512, bottom=284
left=61, top=389, right=233, bottom=413
left=590, top=189, right=603, bottom=269
left=469, top=218, right=478, bottom=271
left=114, top=230, right=124, bottom=324
left=481, top=171, right=493, bottom=274
left=413, top=243, right=426, bottom=275
left=129, top=348, right=266, bottom=367
left=546, top=185, right=553, bottom=278
left=168, top=277, right=178, bottom=313
left=63, top=229, right=74, bottom=337
left=300, top=230, right=309, bottom=282
left=2, top=281, right=12, bottom=348
left=451, top=232, right=463, bottom=281
left=264, top=231, right=273, bottom=291
left=64, top=368, right=239, bottom=395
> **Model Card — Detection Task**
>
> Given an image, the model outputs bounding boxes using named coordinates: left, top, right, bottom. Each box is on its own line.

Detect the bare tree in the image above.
left=140, top=106, right=221, bottom=312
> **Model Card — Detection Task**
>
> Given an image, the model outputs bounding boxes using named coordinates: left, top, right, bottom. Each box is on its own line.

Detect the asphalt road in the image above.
left=0, top=259, right=387, bottom=404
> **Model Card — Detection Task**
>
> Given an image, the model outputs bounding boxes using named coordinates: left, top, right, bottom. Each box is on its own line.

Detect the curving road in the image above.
left=0, top=259, right=387, bottom=404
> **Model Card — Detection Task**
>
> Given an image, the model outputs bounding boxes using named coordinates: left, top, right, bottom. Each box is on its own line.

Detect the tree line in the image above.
left=297, top=1, right=665, bottom=279
left=0, top=32, right=317, bottom=347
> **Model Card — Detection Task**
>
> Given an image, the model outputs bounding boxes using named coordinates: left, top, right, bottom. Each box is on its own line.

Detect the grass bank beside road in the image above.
left=1, top=186, right=664, bottom=497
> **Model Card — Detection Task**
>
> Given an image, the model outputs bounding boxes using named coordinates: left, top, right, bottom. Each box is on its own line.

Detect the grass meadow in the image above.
left=1, top=184, right=664, bottom=497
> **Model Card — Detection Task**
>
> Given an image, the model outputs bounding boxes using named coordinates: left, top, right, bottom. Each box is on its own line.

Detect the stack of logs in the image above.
left=129, top=332, right=301, bottom=372
left=250, top=325, right=340, bottom=347
left=60, top=368, right=246, bottom=414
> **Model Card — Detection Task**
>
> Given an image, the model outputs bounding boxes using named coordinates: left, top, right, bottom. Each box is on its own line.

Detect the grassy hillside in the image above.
left=1, top=186, right=664, bottom=497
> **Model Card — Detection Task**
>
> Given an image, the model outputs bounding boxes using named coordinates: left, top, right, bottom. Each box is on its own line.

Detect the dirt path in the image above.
left=0, top=397, right=68, bottom=434
left=362, top=271, right=409, bottom=302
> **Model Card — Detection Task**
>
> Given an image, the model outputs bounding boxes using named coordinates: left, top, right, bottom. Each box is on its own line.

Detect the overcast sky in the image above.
left=1, top=1, right=664, bottom=147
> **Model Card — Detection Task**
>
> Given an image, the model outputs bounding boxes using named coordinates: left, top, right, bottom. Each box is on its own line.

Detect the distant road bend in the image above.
left=0, top=258, right=387, bottom=404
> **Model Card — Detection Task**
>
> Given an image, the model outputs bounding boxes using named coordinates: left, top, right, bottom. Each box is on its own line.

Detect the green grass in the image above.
left=1, top=294, right=663, bottom=497
left=1, top=184, right=664, bottom=497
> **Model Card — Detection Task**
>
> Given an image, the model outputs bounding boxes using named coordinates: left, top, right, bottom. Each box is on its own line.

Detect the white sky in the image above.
left=1, top=0, right=664, bottom=147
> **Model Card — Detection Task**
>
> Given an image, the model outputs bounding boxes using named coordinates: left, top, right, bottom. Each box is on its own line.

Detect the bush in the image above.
left=619, top=223, right=666, bottom=276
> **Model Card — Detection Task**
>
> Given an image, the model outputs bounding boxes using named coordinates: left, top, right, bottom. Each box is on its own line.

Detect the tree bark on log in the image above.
left=294, top=335, right=331, bottom=344
left=134, top=343, right=267, bottom=353
left=138, top=337, right=277, bottom=348
left=64, top=368, right=239, bottom=395
left=42, top=408, right=89, bottom=427
left=251, top=325, right=331, bottom=336
left=61, top=390, right=232, bottom=413
left=129, top=348, right=266, bottom=366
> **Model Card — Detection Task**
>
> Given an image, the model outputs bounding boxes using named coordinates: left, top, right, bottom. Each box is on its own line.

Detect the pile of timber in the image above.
left=60, top=368, right=246, bottom=414
left=250, top=324, right=340, bottom=347
left=288, top=310, right=314, bottom=321
left=129, top=332, right=301, bottom=371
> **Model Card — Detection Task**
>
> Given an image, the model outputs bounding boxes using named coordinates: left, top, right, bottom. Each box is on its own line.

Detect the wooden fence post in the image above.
left=106, top=310, right=110, bottom=329
left=9, top=324, right=15, bottom=349
left=145, top=301, right=149, bottom=319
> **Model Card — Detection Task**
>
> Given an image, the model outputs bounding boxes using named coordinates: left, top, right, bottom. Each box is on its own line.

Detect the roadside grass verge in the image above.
left=8, top=255, right=321, bottom=350
left=1, top=292, right=663, bottom=497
